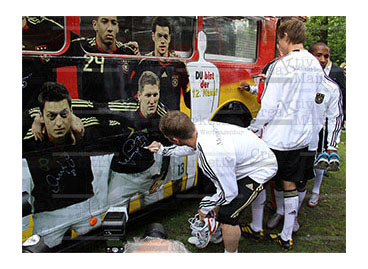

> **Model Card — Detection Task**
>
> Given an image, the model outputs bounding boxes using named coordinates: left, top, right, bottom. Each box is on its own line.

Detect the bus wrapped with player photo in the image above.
left=22, top=15, right=293, bottom=252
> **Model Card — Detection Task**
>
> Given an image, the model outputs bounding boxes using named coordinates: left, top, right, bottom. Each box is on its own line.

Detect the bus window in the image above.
left=22, top=16, right=65, bottom=52
left=130, top=16, right=196, bottom=57
left=203, top=16, right=258, bottom=63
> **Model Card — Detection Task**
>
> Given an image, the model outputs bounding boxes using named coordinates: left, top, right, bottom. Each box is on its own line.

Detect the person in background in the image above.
left=306, top=42, right=345, bottom=207
left=309, top=42, right=346, bottom=129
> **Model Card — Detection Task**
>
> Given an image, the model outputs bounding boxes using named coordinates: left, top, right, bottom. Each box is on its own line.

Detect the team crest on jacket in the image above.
left=315, top=93, right=325, bottom=104
left=172, top=75, right=179, bottom=87
left=122, top=61, right=129, bottom=74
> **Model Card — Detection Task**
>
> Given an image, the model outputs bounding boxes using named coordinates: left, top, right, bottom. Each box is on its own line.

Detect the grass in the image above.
left=70, top=131, right=346, bottom=253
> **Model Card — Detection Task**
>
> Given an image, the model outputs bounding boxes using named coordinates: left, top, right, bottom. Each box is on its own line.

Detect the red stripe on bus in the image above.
left=56, top=66, right=79, bottom=99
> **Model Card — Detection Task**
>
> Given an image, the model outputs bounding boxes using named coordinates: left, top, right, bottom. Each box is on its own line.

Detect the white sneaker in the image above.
left=210, top=226, right=223, bottom=244
left=187, top=214, right=220, bottom=248
left=188, top=236, right=199, bottom=245
left=267, top=213, right=283, bottom=229
left=188, top=233, right=223, bottom=245
left=308, top=193, right=320, bottom=208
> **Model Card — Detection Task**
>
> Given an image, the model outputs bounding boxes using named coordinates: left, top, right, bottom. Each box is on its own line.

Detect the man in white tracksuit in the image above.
left=265, top=72, right=344, bottom=237
left=147, top=111, right=278, bottom=253
left=249, top=18, right=326, bottom=249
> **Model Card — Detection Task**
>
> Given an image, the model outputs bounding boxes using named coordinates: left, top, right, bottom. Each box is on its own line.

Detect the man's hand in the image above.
left=126, top=41, right=140, bottom=55
left=198, top=209, right=207, bottom=222
left=32, top=113, right=44, bottom=141
left=71, top=113, right=84, bottom=141
left=149, top=176, right=164, bottom=194
left=170, top=50, right=181, bottom=58
left=238, top=81, right=251, bottom=92
left=145, top=141, right=162, bottom=153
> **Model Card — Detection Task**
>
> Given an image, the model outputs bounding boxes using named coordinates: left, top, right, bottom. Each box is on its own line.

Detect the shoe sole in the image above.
left=268, top=235, right=293, bottom=250
left=210, top=237, right=223, bottom=244
left=314, top=161, right=329, bottom=170
left=307, top=200, right=319, bottom=208
left=328, top=161, right=340, bottom=171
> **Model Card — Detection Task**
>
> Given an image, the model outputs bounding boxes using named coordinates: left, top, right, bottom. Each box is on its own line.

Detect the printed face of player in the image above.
left=152, top=25, right=171, bottom=57
left=138, top=84, right=160, bottom=118
left=41, top=99, right=72, bottom=144
left=93, top=16, right=119, bottom=47
left=312, top=45, right=330, bottom=69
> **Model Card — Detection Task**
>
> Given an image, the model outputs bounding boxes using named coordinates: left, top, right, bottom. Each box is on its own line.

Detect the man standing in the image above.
left=307, top=42, right=345, bottom=207
left=147, top=111, right=278, bottom=253
left=249, top=19, right=325, bottom=249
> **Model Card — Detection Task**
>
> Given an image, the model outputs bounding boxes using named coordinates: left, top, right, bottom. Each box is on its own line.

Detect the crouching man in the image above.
left=147, top=111, right=277, bottom=253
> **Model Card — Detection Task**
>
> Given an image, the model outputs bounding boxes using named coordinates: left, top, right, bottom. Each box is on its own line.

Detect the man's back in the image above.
left=196, top=120, right=277, bottom=184
left=253, top=50, right=324, bottom=151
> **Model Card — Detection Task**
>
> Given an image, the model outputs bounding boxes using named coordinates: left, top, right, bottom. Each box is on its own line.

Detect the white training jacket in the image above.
left=250, top=49, right=325, bottom=151
left=309, top=74, right=344, bottom=151
left=156, top=121, right=278, bottom=215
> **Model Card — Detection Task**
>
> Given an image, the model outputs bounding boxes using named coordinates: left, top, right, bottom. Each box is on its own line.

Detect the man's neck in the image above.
left=288, top=43, right=304, bottom=53
left=96, top=38, right=115, bottom=53
left=47, top=134, right=66, bottom=145
left=154, top=50, right=169, bottom=57
left=184, top=130, right=198, bottom=149
left=324, top=60, right=332, bottom=75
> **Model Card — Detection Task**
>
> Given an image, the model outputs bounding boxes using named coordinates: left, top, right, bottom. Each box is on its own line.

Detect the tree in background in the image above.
left=304, top=16, right=346, bottom=65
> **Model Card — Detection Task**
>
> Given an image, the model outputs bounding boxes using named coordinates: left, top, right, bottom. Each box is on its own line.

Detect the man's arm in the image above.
left=249, top=62, right=283, bottom=134
left=323, top=78, right=344, bottom=152
left=149, top=156, right=170, bottom=194
left=146, top=142, right=196, bottom=157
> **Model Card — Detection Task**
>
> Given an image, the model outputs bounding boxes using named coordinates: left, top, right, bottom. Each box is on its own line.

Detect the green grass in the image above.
left=70, top=132, right=346, bottom=253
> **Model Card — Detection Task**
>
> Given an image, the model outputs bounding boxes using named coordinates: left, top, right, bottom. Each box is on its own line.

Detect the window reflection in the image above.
left=22, top=16, right=65, bottom=52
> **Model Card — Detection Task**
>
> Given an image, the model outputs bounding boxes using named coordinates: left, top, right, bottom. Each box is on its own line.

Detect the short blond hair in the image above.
left=138, top=71, right=160, bottom=93
left=159, top=111, right=195, bottom=140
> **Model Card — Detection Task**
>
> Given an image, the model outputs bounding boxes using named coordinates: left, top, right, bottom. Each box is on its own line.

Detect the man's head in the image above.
left=92, top=16, right=119, bottom=51
left=277, top=18, right=306, bottom=55
left=38, top=82, right=72, bottom=144
left=151, top=17, right=171, bottom=57
left=159, top=111, right=195, bottom=145
left=138, top=71, right=160, bottom=118
left=310, top=42, right=331, bottom=69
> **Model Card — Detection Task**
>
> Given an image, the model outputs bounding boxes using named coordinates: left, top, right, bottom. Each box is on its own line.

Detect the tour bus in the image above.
left=22, top=16, right=295, bottom=252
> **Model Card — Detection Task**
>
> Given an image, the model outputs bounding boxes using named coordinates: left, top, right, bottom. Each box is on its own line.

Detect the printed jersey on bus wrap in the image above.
left=22, top=16, right=65, bottom=51
left=129, top=55, right=190, bottom=110
left=76, top=97, right=171, bottom=175
left=65, top=37, right=136, bottom=103
left=22, top=17, right=65, bottom=112
left=22, top=110, right=115, bottom=214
